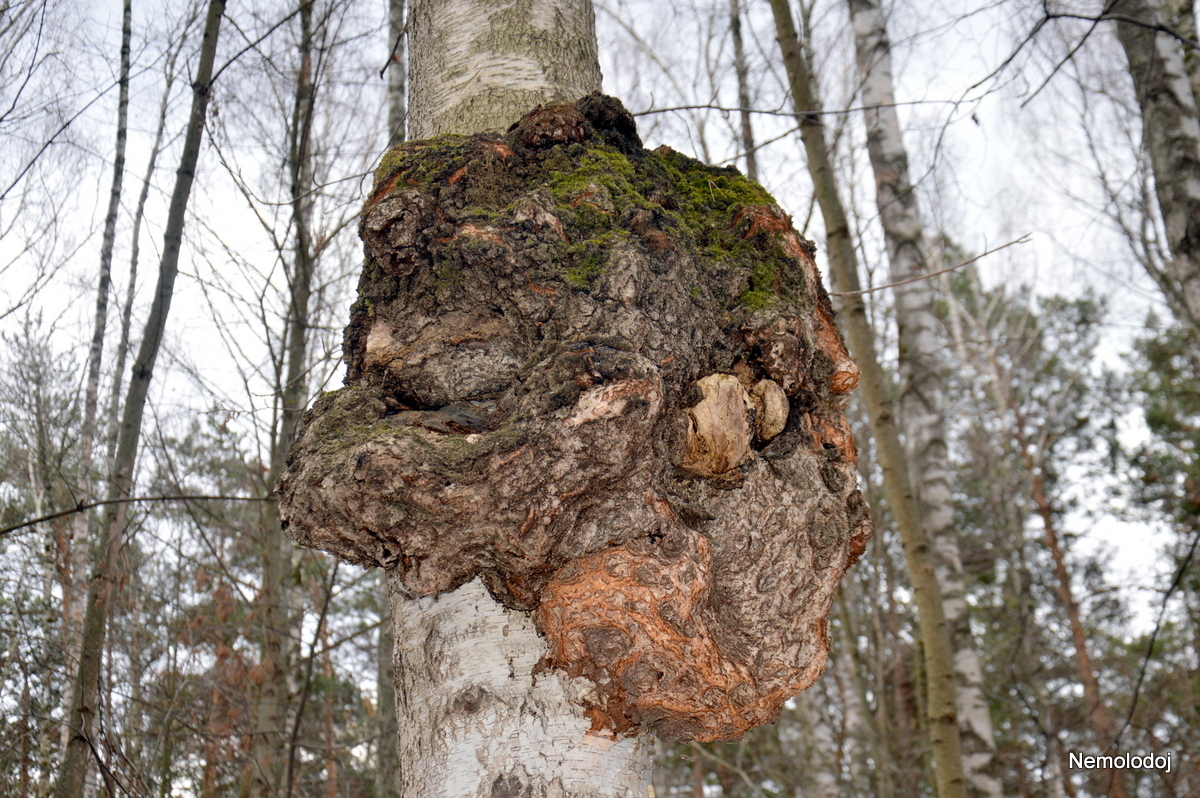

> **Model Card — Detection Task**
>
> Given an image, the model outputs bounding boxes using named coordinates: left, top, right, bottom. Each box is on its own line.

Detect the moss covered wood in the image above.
left=279, top=95, right=869, bottom=743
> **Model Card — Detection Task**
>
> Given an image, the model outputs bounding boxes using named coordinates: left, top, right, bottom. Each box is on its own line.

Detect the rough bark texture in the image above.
left=765, top=1, right=967, bottom=796
left=279, top=95, right=869, bottom=749
left=1114, top=0, right=1200, bottom=336
left=846, top=2, right=1001, bottom=796
left=407, top=0, right=603, bottom=140
left=378, top=2, right=406, bottom=792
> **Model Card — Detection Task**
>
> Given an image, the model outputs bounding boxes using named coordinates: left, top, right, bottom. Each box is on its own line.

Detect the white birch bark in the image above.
left=391, top=577, right=653, bottom=798
left=407, top=0, right=602, bottom=139
left=846, top=2, right=1001, bottom=795
left=1113, top=0, right=1200, bottom=336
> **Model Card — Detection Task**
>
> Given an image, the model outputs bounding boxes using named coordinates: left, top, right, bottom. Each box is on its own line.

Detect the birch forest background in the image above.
left=1, top=0, right=1198, bottom=795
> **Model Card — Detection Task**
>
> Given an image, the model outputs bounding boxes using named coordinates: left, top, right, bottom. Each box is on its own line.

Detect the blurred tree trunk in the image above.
left=1113, top=0, right=1200, bottom=340
left=1016, top=418, right=1128, bottom=798
left=248, top=1, right=319, bottom=793
left=68, top=0, right=131, bottom=694
left=766, top=2, right=966, bottom=796
left=386, top=0, right=407, bottom=148
left=52, top=2, right=226, bottom=796
left=837, top=590, right=893, bottom=798
left=1163, top=0, right=1200, bottom=102
left=845, top=2, right=1000, bottom=795
left=729, top=0, right=758, bottom=182
left=104, top=23, right=184, bottom=470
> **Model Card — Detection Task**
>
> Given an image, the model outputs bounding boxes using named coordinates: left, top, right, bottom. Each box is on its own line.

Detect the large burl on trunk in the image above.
left=279, top=94, right=869, bottom=742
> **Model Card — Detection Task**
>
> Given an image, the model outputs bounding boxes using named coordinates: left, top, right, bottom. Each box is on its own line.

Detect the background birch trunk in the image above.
left=386, top=0, right=407, bottom=149
left=67, top=0, right=131, bottom=696
left=249, top=1, right=319, bottom=792
left=846, top=2, right=1000, bottom=795
left=52, top=2, right=226, bottom=796
left=1113, top=0, right=1200, bottom=340
left=766, top=1, right=966, bottom=795
left=728, top=0, right=758, bottom=183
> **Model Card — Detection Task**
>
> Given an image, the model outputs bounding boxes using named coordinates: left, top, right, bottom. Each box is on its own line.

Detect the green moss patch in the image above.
left=364, top=102, right=814, bottom=316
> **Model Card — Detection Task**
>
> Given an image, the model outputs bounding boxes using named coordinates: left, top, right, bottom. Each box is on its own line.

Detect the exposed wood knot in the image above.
left=681, top=374, right=752, bottom=477
left=743, top=320, right=808, bottom=396
left=641, top=230, right=676, bottom=252
left=565, top=378, right=662, bottom=429
left=734, top=204, right=793, bottom=241
left=830, top=360, right=860, bottom=393
left=513, top=190, right=568, bottom=241
left=538, top=528, right=822, bottom=742
left=749, top=379, right=789, bottom=441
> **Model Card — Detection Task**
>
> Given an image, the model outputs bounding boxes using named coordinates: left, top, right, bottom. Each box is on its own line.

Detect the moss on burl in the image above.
left=363, top=95, right=810, bottom=316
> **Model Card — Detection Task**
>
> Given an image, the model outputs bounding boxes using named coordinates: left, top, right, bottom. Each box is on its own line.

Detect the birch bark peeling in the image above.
left=408, top=0, right=602, bottom=139
left=847, top=1, right=1001, bottom=795
left=279, top=98, right=870, bottom=762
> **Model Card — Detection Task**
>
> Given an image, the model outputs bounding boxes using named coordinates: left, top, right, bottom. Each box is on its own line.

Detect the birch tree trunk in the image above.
left=1113, top=0, right=1200, bottom=337
left=846, top=2, right=1000, bottom=795
left=766, top=2, right=966, bottom=796
left=52, top=2, right=226, bottom=796
left=387, top=5, right=656, bottom=792
left=392, top=577, right=654, bottom=798
left=406, top=0, right=601, bottom=139
left=67, top=0, right=131, bottom=687
left=249, top=1, right=319, bottom=792
left=282, top=2, right=870, bottom=794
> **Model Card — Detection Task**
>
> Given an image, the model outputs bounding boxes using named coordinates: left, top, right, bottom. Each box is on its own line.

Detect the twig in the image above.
left=0, top=494, right=273, bottom=539
left=285, top=560, right=340, bottom=798
left=633, top=99, right=961, bottom=119
left=1112, top=526, right=1200, bottom=751
left=828, top=235, right=1031, bottom=297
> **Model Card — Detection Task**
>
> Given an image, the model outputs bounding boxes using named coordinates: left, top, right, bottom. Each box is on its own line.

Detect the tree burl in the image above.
left=278, top=94, right=870, bottom=742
